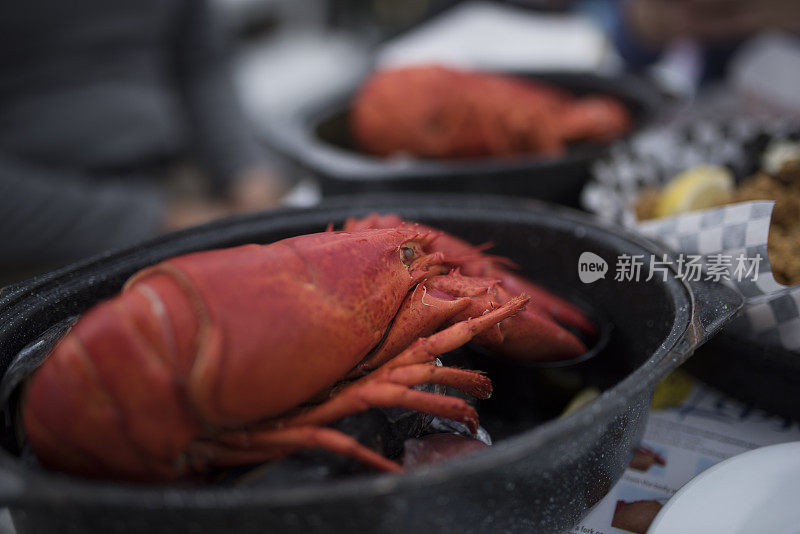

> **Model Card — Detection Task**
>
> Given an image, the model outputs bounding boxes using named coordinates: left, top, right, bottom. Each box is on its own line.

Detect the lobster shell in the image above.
left=23, top=228, right=502, bottom=480
left=351, top=65, right=631, bottom=159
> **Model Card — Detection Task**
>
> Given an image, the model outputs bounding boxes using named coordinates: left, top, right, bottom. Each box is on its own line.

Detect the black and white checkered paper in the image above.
left=583, top=118, right=800, bottom=353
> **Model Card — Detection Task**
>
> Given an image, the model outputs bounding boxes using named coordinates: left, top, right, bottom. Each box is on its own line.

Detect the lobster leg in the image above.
left=407, top=273, right=588, bottom=360
left=205, top=297, right=527, bottom=475
left=378, top=294, right=529, bottom=370
left=494, top=276, right=597, bottom=336
left=346, top=282, right=471, bottom=378
left=274, top=382, right=482, bottom=433
left=376, top=364, right=492, bottom=399
left=195, top=426, right=402, bottom=472
left=422, top=271, right=506, bottom=346
left=335, top=364, right=489, bottom=402
left=273, top=296, right=528, bottom=433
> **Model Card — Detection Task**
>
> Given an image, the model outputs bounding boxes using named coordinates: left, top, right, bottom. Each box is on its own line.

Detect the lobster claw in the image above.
left=487, top=272, right=597, bottom=337
left=426, top=272, right=588, bottom=362
left=344, top=214, right=596, bottom=362
left=423, top=270, right=506, bottom=346
left=486, top=285, right=587, bottom=361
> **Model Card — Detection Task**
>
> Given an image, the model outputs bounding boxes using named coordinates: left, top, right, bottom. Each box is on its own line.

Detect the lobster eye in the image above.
left=400, top=241, right=425, bottom=267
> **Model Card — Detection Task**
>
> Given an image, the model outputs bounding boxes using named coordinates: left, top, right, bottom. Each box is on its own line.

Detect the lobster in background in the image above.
left=351, top=65, right=632, bottom=159
left=22, top=219, right=595, bottom=482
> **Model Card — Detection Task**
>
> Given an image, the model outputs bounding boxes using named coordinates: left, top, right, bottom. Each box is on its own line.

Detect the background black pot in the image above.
left=266, top=72, right=663, bottom=205
left=0, top=194, right=740, bottom=534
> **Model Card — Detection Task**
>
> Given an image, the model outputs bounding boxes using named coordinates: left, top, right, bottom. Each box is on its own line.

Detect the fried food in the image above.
left=634, top=155, right=800, bottom=285
left=732, top=169, right=800, bottom=285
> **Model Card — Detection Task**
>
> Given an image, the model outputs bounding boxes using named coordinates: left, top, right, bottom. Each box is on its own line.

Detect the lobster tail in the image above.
left=23, top=273, right=203, bottom=480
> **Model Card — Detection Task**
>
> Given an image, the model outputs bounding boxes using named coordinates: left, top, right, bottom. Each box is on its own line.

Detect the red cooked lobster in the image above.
left=351, top=65, right=631, bottom=159
left=22, top=218, right=594, bottom=481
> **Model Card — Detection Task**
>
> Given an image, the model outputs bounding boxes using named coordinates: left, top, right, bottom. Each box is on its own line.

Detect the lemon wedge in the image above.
left=651, top=369, right=695, bottom=410
left=560, top=387, right=601, bottom=417
left=655, top=165, right=734, bottom=218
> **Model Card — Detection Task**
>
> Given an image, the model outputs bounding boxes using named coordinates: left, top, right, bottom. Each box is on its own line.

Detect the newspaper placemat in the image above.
left=582, top=118, right=800, bottom=353
left=573, top=371, right=800, bottom=534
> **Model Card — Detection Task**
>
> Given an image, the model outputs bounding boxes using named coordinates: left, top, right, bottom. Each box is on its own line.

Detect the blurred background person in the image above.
left=0, top=0, right=286, bottom=283
left=5, top=0, right=799, bottom=286
left=614, top=0, right=800, bottom=82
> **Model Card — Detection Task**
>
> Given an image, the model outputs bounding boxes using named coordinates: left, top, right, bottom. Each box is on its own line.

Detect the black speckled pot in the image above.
left=267, top=72, right=663, bottom=205
left=0, top=194, right=740, bottom=534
